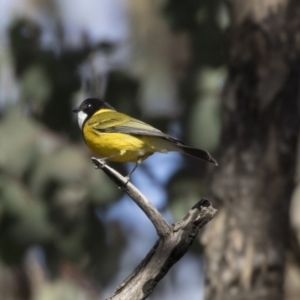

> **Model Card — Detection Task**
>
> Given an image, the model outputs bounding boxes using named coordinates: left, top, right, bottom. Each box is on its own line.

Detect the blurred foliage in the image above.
left=0, top=103, right=122, bottom=275
left=0, top=18, right=124, bottom=295
left=9, top=19, right=89, bottom=135
left=163, top=0, right=224, bottom=145
left=163, top=0, right=224, bottom=66
left=162, top=0, right=225, bottom=217
left=0, top=0, right=225, bottom=299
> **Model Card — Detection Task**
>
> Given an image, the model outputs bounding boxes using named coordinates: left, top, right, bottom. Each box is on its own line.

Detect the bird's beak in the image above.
left=72, top=108, right=79, bottom=113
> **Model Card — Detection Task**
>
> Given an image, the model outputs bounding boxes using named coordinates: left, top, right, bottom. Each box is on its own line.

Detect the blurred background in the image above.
left=1, top=0, right=300, bottom=300
left=0, top=0, right=224, bottom=299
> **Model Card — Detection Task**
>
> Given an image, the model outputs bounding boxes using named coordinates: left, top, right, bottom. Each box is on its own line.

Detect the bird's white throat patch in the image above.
left=77, top=111, right=88, bottom=129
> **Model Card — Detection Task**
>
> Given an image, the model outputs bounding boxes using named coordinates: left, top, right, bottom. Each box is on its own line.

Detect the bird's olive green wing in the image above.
left=87, top=110, right=184, bottom=144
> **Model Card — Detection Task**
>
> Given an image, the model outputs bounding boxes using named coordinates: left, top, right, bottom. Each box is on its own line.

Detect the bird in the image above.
left=73, top=98, right=217, bottom=181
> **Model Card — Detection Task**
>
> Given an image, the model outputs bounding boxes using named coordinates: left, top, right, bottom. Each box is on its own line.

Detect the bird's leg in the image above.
left=101, top=154, right=120, bottom=161
left=124, top=158, right=144, bottom=184
left=93, top=153, right=150, bottom=185
left=124, top=153, right=153, bottom=184
left=91, top=154, right=119, bottom=169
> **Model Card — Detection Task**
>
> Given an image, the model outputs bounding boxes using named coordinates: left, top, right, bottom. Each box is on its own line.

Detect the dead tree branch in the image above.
left=91, top=157, right=217, bottom=300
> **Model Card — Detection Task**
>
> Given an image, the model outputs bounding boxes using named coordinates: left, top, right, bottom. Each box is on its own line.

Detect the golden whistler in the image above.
left=73, top=98, right=217, bottom=179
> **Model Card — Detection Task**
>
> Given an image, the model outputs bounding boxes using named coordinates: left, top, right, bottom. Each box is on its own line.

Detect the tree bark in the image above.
left=202, top=1, right=300, bottom=300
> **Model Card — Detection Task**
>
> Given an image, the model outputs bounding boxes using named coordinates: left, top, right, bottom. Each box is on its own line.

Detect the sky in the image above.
left=0, top=0, right=205, bottom=298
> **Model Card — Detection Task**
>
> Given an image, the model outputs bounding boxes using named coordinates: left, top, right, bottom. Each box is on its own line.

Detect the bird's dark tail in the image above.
left=178, top=145, right=218, bottom=166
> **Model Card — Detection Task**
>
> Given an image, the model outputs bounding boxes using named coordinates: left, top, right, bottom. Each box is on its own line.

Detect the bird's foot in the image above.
left=123, top=175, right=131, bottom=186
left=91, top=157, right=106, bottom=169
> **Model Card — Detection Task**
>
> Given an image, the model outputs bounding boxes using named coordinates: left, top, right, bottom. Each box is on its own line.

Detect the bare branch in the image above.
left=91, top=157, right=217, bottom=300
left=91, top=158, right=172, bottom=237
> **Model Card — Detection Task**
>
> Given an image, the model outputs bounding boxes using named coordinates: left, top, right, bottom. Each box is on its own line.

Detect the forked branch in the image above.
left=91, top=158, right=217, bottom=300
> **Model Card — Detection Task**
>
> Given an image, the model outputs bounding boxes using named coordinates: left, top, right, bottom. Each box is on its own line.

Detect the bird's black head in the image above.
left=73, top=98, right=115, bottom=117
left=73, top=98, right=116, bottom=130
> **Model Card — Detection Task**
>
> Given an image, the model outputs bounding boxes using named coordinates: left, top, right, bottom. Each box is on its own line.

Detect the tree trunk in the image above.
left=202, top=1, right=300, bottom=299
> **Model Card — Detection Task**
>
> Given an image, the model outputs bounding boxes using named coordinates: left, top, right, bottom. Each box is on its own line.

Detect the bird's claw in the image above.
left=91, top=157, right=106, bottom=169
left=124, top=175, right=130, bottom=186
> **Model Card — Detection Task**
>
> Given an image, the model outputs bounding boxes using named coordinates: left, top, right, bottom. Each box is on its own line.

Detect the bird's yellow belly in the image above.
left=83, top=128, right=154, bottom=162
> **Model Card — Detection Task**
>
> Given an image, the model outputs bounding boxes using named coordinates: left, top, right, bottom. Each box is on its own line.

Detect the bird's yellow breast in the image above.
left=83, top=125, right=153, bottom=162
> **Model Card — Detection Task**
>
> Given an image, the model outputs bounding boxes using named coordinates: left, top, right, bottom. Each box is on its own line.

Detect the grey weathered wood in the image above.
left=91, top=158, right=172, bottom=237
left=91, top=157, right=217, bottom=300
